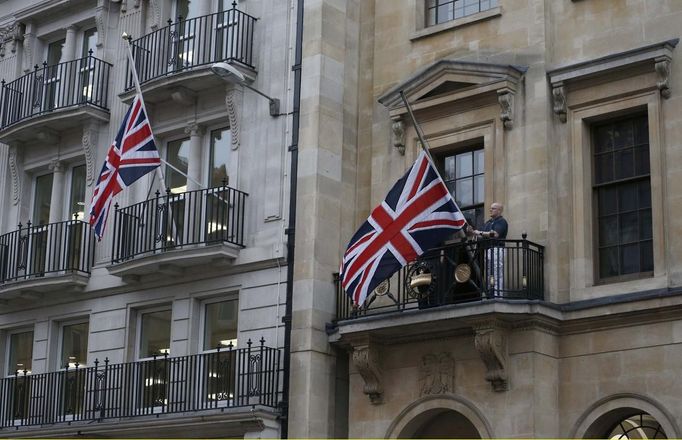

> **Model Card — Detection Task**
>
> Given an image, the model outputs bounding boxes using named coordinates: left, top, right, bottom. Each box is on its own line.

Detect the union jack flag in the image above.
left=89, top=95, right=160, bottom=240
left=340, top=150, right=466, bottom=306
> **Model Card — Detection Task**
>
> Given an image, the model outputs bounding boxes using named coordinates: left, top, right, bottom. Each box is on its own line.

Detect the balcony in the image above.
left=123, top=6, right=257, bottom=102
left=334, top=237, right=545, bottom=322
left=0, top=340, right=281, bottom=434
left=0, top=53, right=112, bottom=143
left=0, top=219, right=94, bottom=298
left=108, top=184, right=247, bottom=280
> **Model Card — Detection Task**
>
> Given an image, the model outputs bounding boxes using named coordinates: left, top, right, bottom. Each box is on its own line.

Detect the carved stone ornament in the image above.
left=473, top=320, right=509, bottom=392
left=352, top=342, right=383, bottom=404
left=149, top=0, right=162, bottom=30
left=95, top=2, right=108, bottom=49
left=497, top=90, right=514, bottom=129
left=391, top=117, right=405, bottom=155
left=225, top=85, right=242, bottom=150
left=551, top=83, right=567, bottom=123
left=8, top=145, right=21, bottom=205
left=21, top=25, right=34, bottom=73
left=82, top=123, right=99, bottom=186
left=0, top=23, right=23, bottom=57
left=419, top=352, right=455, bottom=396
left=655, top=57, right=671, bottom=99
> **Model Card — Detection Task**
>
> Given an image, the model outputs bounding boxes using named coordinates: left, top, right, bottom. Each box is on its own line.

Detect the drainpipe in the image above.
left=280, top=0, right=303, bottom=437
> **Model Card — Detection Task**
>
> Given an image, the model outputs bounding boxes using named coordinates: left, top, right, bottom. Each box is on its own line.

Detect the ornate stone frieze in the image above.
left=352, top=341, right=383, bottom=404
left=655, top=57, right=671, bottom=99
left=82, top=123, right=99, bottom=186
left=391, top=116, right=405, bottom=155
left=225, top=85, right=242, bottom=150
left=8, top=145, right=21, bottom=205
left=497, top=90, right=514, bottom=129
left=0, top=22, right=23, bottom=57
left=419, top=352, right=455, bottom=396
left=551, top=83, right=567, bottom=123
left=472, top=319, right=509, bottom=392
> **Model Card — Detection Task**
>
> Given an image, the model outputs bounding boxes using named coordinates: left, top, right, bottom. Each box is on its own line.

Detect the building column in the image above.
left=48, top=160, right=66, bottom=223
left=185, top=123, right=204, bottom=191
left=63, top=25, right=78, bottom=61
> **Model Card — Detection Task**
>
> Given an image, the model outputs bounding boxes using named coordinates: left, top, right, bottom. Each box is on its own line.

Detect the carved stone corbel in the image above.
left=551, top=82, right=567, bottom=123
left=497, top=90, right=514, bottom=129
left=391, top=116, right=405, bottom=155
left=82, top=122, right=99, bottom=186
left=655, top=57, right=671, bottom=99
left=8, top=145, right=22, bottom=206
left=352, top=340, right=383, bottom=404
left=419, top=352, right=455, bottom=396
left=225, top=85, right=242, bottom=150
left=21, top=22, right=35, bottom=73
left=473, top=319, right=509, bottom=392
left=95, top=2, right=108, bottom=49
left=149, top=0, right=162, bottom=30
left=0, top=23, right=23, bottom=58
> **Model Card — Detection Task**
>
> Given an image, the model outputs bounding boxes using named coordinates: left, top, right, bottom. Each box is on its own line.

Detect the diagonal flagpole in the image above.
left=121, top=33, right=204, bottom=191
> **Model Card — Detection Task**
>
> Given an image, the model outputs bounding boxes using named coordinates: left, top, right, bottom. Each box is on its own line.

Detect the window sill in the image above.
left=410, top=7, right=501, bottom=41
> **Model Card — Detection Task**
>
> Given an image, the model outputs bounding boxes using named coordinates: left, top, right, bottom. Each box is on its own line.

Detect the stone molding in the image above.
left=419, top=352, right=454, bottom=396
left=471, top=318, right=509, bottom=392
left=351, top=338, right=383, bottom=404
left=8, top=145, right=21, bottom=205
left=48, top=159, right=65, bottom=173
left=497, top=89, right=514, bottom=129
left=547, top=39, right=679, bottom=122
left=390, top=116, right=405, bottom=155
left=82, top=123, right=99, bottom=186
left=225, top=85, right=242, bottom=150
left=95, top=1, right=109, bottom=49
left=184, top=122, right=205, bottom=137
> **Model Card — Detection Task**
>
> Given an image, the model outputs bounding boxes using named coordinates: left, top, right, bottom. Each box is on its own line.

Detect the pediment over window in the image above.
left=378, top=60, right=527, bottom=153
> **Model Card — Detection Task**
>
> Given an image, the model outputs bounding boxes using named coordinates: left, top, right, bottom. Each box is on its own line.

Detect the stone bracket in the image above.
left=472, top=319, right=509, bottom=392
left=655, top=57, right=671, bottom=99
left=8, top=145, right=21, bottom=206
left=497, top=90, right=514, bottom=129
left=82, top=122, right=99, bottom=187
left=551, top=82, right=567, bottom=123
left=225, top=85, right=243, bottom=150
left=351, top=338, right=383, bottom=404
left=391, top=116, right=405, bottom=155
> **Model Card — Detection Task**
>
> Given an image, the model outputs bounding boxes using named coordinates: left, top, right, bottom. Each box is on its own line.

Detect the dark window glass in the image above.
left=8, top=331, right=33, bottom=375
left=441, top=147, right=484, bottom=229
left=69, top=165, right=86, bottom=220
left=139, top=310, right=171, bottom=358
left=209, top=127, right=231, bottom=187
left=33, top=173, right=54, bottom=225
left=203, top=299, right=238, bottom=351
left=426, top=0, right=498, bottom=26
left=594, top=114, right=652, bottom=280
left=61, top=322, right=89, bottom=367
left=166, top=138, right=190, bottom=194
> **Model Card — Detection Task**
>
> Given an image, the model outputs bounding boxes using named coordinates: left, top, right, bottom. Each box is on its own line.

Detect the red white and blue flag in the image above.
left=89, top=95, right=160, bottom=240
left=340, top=150, right=466, bottom=306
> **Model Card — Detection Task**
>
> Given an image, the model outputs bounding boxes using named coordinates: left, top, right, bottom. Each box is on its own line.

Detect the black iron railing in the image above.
left=127, top=5, right=257, bottom=89
left=0, top=51, right=112, bottom=128
left=0, top=339, right=281, bottom=429
left=0, top=219, right=94, bottom=284
left=112, top=183, right=247, bottom=263
left=335, top=236, right=545, bottom=321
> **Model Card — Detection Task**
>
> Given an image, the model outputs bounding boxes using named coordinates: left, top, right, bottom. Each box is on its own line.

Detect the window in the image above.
left=593, top=114, right=653, bottom=280
left=605, top=413, right=667, bottom=439
left=80, top=28, right=98, bottom=102
left=138, top=309, right=172, bottom=358
left=203, top=299, right=238, bottom=351
left=6, top=330, right=33, bottom=376
left=68, top=165, right=86, bottom=221
left=60, top=322, right=88, bottom=368
left=166, top=138, right=190, bottom=194
left=33, top=173, right=53, bottom=225
left=137, top=309, right=171, bottom=409
left=426, top=0, right=498, bottom=26
left=208, top=127, right=231, bottom=187
left=45, top=39, right=66, bottom=110
left=442, top=148, right=485, bottom=228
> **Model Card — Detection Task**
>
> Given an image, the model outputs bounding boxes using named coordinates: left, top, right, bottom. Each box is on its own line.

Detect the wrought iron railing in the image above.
left=0, top=339, right=281, bottom=429
left=0, top=219, right=94, bottom=284
left=127, top=5, right=257, bottom=89
left=335, top=236, right=545, bottom=321
left=111, top=183, right=247, bottom=264
left=0, top=51, right=112, bottom=128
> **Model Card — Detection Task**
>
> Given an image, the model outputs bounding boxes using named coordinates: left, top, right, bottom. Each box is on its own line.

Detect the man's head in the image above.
left=489, top=202, right=503, bottom=219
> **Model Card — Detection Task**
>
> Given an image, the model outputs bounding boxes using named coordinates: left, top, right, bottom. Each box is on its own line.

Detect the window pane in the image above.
left=594, top=153, right=613, bottom=184
left=598, top=186, right=617, bottom=215
left=203, top=300, right=238, bottom=350
left=82, top=28, right=97, bottom=58
left=69, top=165, right=86, bottom=220
left=619, top=211, right=638, bottom=243
left=639, top=209, right=652, bottom=240
left=455, top=178, right=473, bottom=208
left=33, top=173, right=54, bottom=225
left=612, top=120, right=633, bottom=150
left=209, top=128, right=231, bottom=187
left=8, top=332, right=33, bottom=375
left=166, top=139, right=190, bottom=193
left=620, top=243, right=640, bottom=274
left=617, top=181, right=637, bottom=212
left=473, top=149, right=484, bottom=174
left=634, top=116, right=648, bottom=145
left=638, top=180, right=651, bottom=208
left=614, top=149, right=634, bottom=180
left=594, top=125, right=613, bottom=153
left=634, top=145, right=650, bottom=176
left=176, top=0, right=203, bottom=20
left=47, top=39, right=66, bottom=66
left=641, top=241, right=654, bottom=272
left=455, top=151, right=473, bottom=177
left=139, top=310, right=172, bottom=358
left=599, top=247, right=619, bottom=278
left=61, top=322, right=89, bottom=367
left=474, top=175, right=484, bottom=204
left=444, top=156, right=456, bottom=180
left=598, top=215, right=618, bottom=246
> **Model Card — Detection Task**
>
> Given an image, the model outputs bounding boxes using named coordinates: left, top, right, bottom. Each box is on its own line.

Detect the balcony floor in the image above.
left=0, top=105, right=109, bottom=144
left=0, top=272, right=89, bottom=301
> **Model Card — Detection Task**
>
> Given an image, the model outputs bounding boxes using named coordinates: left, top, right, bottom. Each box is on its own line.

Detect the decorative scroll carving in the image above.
left=391, top=117, right=405, bottom=155
left=352, top=342, right=382, bottom=404
left=8, top=145, right=21, bottom=205
left=150, top=0, right=162, bottom=30
left=133, top=0, right=141, bottom=8
left=419, top=352, right=455, bottom=396
left=655, top=58, right=671, bottom=99
left=82, top=123, right=99, bottom=186
left=497, top=91, right=514, bottom=129
left=95, top=2, right=108, bottom=49
left=551, top=83, right=567, bottom=123
left=0, top=23, right=23, bottom=57
left=22, top=24, right=35, bottom=73
left=225, top=85, right=242, bottom=150
left=473, top=319, right=509, bottom=392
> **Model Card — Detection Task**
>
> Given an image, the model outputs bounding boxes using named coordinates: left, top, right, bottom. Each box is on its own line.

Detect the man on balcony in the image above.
left=471, top=203, right=508, bottom=297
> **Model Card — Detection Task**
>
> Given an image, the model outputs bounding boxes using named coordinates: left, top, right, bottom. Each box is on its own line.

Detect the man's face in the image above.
left=489, top=204, right=502, bottom=219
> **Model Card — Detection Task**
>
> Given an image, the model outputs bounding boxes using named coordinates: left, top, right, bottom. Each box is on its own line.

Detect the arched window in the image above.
left=606, top=413, right=667, bottom=440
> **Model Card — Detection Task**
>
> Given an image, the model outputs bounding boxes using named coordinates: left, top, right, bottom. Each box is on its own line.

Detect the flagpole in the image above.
left=121, top=33, right=204, bottom=191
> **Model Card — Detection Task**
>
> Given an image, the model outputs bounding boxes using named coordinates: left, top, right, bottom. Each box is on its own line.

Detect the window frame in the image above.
left=66, top=163, right=87, bottom=222
left=438, top=145, right=486, bottom=229
left=425, top=0, right=499, bottom=27
left=31, top=171, right=54, bottom=226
